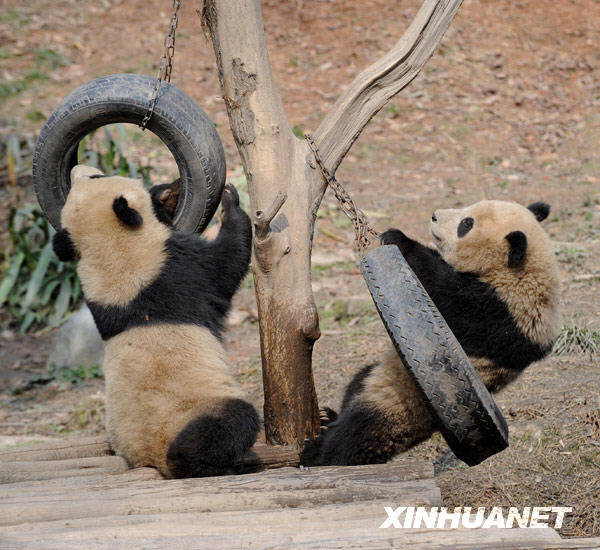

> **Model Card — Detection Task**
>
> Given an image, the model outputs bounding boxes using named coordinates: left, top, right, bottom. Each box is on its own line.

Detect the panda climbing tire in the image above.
left=360, top=245, right=509, bottom=466
left=33, top=73, right=226, bottom=233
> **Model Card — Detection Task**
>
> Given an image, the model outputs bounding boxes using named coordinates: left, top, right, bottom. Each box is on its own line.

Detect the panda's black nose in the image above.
left=431, top=212, right=437, bottom=223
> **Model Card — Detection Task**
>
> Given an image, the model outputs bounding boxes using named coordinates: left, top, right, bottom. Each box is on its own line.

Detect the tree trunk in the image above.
left=201, top=0, right=463, bottom=446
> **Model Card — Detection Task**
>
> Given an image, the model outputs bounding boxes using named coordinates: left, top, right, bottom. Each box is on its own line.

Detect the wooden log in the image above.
left=0, top=462, right=438, bottom=526
left=0, top=436, right=110, bottom=463
left=0, top=437, right=301, bottom=476
left=0, top=455, right=130, bottom=483
left=2, top=502, right=598, bottom=549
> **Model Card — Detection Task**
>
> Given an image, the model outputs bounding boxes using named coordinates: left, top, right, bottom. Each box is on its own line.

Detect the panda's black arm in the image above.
left=381, top=228, right=523, bottom=365
left=204, top=186, right=253, bottom=300
left=380, top=228, right=472, bottom=299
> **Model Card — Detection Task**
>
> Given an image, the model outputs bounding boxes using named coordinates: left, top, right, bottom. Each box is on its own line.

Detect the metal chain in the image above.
left=306, top=134, right=379, bottom=257
left=140, top=0, right=182, bottom=130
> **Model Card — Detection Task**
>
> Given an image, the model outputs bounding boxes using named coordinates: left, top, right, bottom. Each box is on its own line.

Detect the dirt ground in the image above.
left=1, top=0, right=599, bottom=538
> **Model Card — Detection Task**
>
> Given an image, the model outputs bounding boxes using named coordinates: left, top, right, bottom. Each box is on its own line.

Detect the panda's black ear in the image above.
left=527, top=201, right=550, bottom=222
left=505, top=230, right=527, bottom=267
left=113, top=196, right=143, bottom=228
left=52, top=229, right=77, bottom=262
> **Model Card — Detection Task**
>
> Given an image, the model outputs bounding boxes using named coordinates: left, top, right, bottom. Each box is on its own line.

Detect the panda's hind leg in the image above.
left=166, top=398, right=260, bottom=478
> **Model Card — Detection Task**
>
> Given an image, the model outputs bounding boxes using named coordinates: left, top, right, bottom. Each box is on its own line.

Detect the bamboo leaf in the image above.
left=20, top=311, right=37, bottom=333
left=0, top=250, right=25, bottom=303
left=77, top=134, right=90, bottom=163
left=72, top=275, right=81, bottom=302
left=49, top=276, right=72, bottom=326
left=21, top=241, right=53, bottom=311
left=40, top=278, right=60, bottom=305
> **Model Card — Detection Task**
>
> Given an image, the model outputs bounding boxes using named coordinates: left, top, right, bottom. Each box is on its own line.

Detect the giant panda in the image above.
left=304, top=199, right=561, bottom=466
left=52, top=165, right=259, bottom=478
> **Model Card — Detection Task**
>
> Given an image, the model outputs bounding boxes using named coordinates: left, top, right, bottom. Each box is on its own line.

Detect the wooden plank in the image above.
left=0, top=437, right=302, bottom=475
left=0, top=436, right=110, bottom=462
left=0, top=455, right=130, bottom=483
left=3, top=503, right=597, bottom=549
left=0, top=462, right=439, bottom=527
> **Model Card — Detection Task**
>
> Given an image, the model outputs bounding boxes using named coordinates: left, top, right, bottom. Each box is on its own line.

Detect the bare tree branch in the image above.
left=311, top=0, right=463, bottom=200
left=254, top=191, right=287, bottom=241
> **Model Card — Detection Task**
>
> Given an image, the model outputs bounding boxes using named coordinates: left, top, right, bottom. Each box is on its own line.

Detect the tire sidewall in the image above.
left=33, top=74, right=226, bottom=233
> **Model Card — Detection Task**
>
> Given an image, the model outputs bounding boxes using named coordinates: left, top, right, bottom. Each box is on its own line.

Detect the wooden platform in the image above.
left=1, top=437, right=599, bottom=549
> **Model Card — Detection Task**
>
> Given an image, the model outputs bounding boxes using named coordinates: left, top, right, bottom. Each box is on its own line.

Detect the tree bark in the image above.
left=201, top=0, right=463, bottom=446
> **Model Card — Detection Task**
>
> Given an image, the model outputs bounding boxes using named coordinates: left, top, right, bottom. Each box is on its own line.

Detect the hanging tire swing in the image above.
left=306, top=136, right=509, bottom=466
left=33, top=73, right=226, bottom=233
left=360, top=247, right=509, bottom=465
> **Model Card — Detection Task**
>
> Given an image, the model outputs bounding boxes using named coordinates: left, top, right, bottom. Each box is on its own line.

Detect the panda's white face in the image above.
left=429, top=200, right=552, bottom=275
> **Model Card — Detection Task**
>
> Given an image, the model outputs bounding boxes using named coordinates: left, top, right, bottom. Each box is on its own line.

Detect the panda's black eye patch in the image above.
left=457, top=217, right=474, bottom=238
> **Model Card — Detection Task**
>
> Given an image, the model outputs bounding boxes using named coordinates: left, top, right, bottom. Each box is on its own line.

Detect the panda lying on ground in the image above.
left=303, top=200, right=561, bottom=466
left=52, top=165, right=259, bottom=478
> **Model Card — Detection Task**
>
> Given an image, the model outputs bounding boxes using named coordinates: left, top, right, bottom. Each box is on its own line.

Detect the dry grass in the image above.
left=438, top=405, right=600, bottom=537
left=553, top=324, right=600, bottom=357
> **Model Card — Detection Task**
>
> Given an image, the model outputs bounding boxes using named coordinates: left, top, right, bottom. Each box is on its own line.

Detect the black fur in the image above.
left=87, top=185, right=252, bottom=341
left=113, top=196, right=143, bottom=228
left=166, top=398, right=260, bottom=478
left=341, top=363, right=377, bottom=410
left=505, top=230, right=527, bottom=267
left=527, top=201, right=550, bottom=222
left=52, top=229, right=77, bottom=262
left=381, top=229, right=550, bottom=370
left=300, top=365, right=377, bottom=466
left=457, top=217, right=474, bottom=238
left=305, top=405, right=431, bottom=466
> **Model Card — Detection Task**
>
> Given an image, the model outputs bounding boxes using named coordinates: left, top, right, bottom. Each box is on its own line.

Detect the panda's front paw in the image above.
left=221, top=183, right=241, bottom=216
left=380, top=228, right=415, bottom=254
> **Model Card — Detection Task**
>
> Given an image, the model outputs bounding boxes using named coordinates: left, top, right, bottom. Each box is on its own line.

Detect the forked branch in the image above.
left=254, top=191, right=287, bottom=241
left=311, top=0, right=463, bottom=200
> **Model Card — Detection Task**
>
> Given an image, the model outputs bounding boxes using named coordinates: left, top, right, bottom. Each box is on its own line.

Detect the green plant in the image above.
left=0, top=205, right=81, bottom=332
left=553, top=324, right=600, bottom=356
left=77, top=124, right=153, bottom=185
left=0, top=46, right=14, bottom=59
left=0, top=79, right=27, bottom=100
left=0, top=9, right=30, bottom=27
left=386, top=104, right=401, bottom=116
left=34, top=48, right=71, bottom=70
left=0, top=70, right=50, bottom=100
left=68, top=395, right=106, bottom=431
left=292, top=125, right=305, bottom=139
left=556, top=245, right=588, bottom=271
left=0, top=49, right=68, bottom=101
left=11, top=364, right=103, bottom=395
left=25, top=109, right=46, bottom=122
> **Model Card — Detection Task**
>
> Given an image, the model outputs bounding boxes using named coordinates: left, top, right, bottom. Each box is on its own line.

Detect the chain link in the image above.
left=306, top=134, right=379, bottom=257
left=140, top=0, right=182, bottom=130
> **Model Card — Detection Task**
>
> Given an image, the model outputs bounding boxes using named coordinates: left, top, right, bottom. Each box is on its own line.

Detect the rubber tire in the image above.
left=360, top=245, right=509, bottom=466
left=32, top=73, right=226, bottom=232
